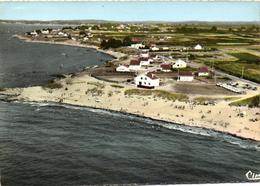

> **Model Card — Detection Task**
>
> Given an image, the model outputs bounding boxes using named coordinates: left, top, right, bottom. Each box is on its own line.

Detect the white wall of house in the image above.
left=151, top=46, right=159, bottom=51
left=134, top=74, right=159, bottom=88
left=131, top=43, right=145, bottom=49
left=178, top=76, right=194, bottom=81
left=129, top=65, right=141, bottom=71
left=41, top=30, right=49, bottom=34
left=172, top=59, right=187, bottom=68
left=116, top=65, right=130, bottom=72
left=140, top=53, right=149, bottom=58
left=198, top=72, right=209, bottom=76
left=140, top=59, right=153, bottom=66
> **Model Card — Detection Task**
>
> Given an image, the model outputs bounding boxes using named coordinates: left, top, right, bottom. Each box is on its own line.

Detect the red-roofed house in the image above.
left=198, top=67, right=209, bottom=77
left=178, top=70, right=194, bottom=81
left=129, top=59, right=141, bottom=71
left=160, top=63, right=172, bottom=72
left=134, top=72, right=160, bottom=88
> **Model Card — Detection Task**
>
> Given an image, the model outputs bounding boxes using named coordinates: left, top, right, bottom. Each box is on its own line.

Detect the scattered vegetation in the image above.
left=87, top=82, right=105, bottom=88
left=85, top=87, right=104, bottom=96
left=44, top=80, right=63, bottom=89
left=193, top=97, right=217, bottom=105
left=124, top=89, right=188, bottom=102
left=229, top=94, right=260, bottom=108
left=110, top=84, right=124, bottom=89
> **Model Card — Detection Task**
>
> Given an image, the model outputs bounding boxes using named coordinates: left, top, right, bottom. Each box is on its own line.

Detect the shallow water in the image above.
left=0, top=24, right=259, bottom=186
left=0, top=23, right=113, bottom=88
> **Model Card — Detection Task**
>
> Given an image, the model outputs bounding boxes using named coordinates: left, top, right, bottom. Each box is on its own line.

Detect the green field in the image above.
left=230, top=94, right=260, bottom=108
left=203, top=53, right=260, bottom=83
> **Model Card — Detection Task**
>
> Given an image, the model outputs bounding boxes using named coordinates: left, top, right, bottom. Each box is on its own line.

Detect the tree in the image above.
left=100, top=38, right=123, bottom=49
left=35, top=30, right=41, bottom=34
left=210, top=26, right=217, bottom=32
left=122, top=36, right=132, bottom=46
left=79, top=31, right=86, bottom=36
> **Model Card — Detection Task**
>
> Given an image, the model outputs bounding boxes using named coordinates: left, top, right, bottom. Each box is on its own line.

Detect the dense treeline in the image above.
left=100, top=36, right=132, bottom=49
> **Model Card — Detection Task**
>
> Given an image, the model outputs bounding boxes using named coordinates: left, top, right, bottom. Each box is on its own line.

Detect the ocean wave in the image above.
left=22, top=101, right=260, bottom=151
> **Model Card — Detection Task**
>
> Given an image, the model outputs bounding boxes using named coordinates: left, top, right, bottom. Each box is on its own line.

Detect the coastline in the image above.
left=3, top=34, right=260, bottom=142
left=14, top=34, right=126, bottom=60
left=2, top=74, right=260, bottom=142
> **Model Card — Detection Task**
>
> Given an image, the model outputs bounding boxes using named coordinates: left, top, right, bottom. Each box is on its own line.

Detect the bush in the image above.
left=45, top=81, right=63, bottom=89
left=85, top=87, right=103, bottom=96
left=111, top=84, right=124, bottom=89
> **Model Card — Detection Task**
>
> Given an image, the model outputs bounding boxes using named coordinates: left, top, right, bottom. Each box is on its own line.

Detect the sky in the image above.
left=0, top=1, right=259, bottom=22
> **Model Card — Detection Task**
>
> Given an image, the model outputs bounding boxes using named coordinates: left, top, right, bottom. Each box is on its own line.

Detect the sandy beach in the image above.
left=2, top=73, right=260, bottom=141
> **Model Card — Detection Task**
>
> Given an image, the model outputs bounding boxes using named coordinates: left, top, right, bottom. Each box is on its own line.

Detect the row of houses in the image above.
left=116, top=58, right=187, bottom=72
left=130, top=43, right=203, bottom=51
left=133, top=66, right=210, bottom=88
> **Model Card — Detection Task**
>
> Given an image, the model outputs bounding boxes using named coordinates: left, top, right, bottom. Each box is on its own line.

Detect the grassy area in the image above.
left=204, top=60, right=260, bottom=83
left=228, top=52, right=260, bottom=64
left=229, top=94, right=260, bottom=108
left=124, top=89, right=188, bottom=102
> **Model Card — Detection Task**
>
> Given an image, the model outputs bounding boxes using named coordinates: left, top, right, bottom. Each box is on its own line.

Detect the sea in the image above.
left=0, top=23, right=259, bottom=186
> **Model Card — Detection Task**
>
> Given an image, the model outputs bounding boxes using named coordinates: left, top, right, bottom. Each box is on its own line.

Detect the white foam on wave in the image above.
left=24, top=101, right=260, bottom=151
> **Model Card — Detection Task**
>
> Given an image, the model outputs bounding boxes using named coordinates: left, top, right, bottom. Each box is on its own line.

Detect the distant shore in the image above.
left=14, top=34, right=126, bottom=60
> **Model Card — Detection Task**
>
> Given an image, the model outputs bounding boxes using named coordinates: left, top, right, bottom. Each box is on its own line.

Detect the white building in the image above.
left=130, top=43, right=145, bottom=49
left=134, top=73, right=160, bottom=88
left=30, top=30, right=38, bottom=36
left=194, top=44, right=203, bottom=50
left=83, top=37, right=89, bottom=41
left=41, top=30, right=49, bottom=34
left=172, top=59, right=187, bottom=68
left=116, top=65, right=130, bottom=72
left=58, top=32, right=68, bottom=37
left=139, top=57, right=153, bottom=66
left=129, top=59, right=141, bottom=71
left=178, top=70, right=194, bottom=81
left=198, top=67, right=209, bottom=77
left=162, top=47, right=169, bottom=51
left=151, top=46, right=160, bottom=51
left=140, top=51, right=149, bottom=58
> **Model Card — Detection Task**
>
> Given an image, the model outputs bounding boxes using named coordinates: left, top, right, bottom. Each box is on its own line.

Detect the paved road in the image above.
left=188, top=62, right=260, bottom=87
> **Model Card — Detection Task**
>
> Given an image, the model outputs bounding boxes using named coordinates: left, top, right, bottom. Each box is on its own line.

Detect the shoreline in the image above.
left=14, top=34, right=126, bottom=60
left=2, top=74, right=260, bottom=142
left=10, top=99, right=259, bottom=144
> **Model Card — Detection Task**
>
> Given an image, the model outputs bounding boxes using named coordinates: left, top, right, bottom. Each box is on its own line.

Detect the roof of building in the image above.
left=118, top=64, right=129, bottom=68
left=198, top=66, right=209, bottom=73
left=179, top=70, right=193, bottom=76
left=130, top=59, right=140, bottom=66
left=160, top=63, right=172, bottom=69
left=146, top=72, right=158, bottom=80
